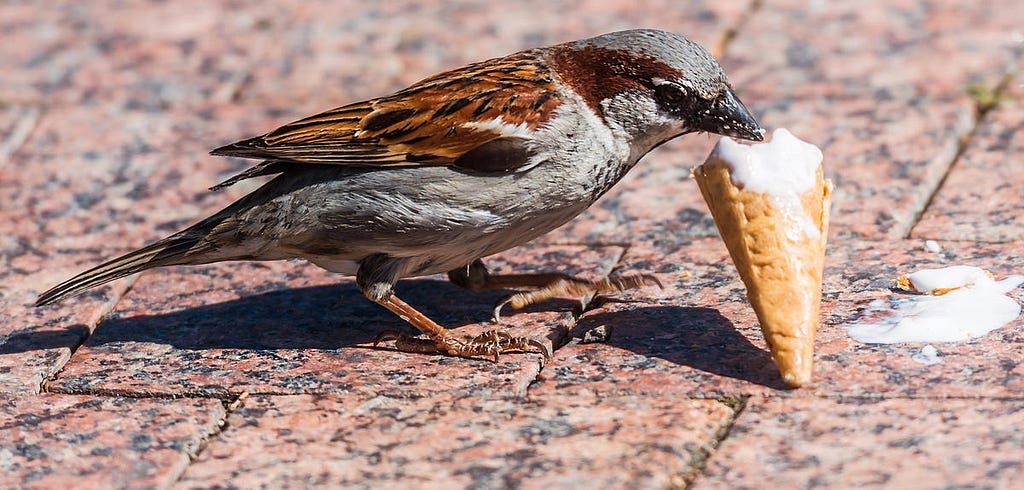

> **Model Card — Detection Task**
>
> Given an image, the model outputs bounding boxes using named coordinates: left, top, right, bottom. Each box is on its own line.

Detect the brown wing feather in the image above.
left=211, top=50, right=563, bottom=172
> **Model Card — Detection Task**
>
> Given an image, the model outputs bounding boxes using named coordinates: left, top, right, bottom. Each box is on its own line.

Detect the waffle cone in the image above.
left=694, top=155, right=832, bottom=388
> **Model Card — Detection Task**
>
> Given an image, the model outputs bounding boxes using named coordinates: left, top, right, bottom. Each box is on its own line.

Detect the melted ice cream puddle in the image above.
left=847, top=266, right=1024, bottom=344
left=712, top=128, right=824, bottom=240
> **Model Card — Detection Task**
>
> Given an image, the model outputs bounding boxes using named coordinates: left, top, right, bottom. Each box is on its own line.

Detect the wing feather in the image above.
left=211, top=49, right=564, bottom=186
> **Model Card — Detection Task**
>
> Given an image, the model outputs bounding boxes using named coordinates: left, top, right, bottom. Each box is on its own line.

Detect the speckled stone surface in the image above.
left=0, top=285, right=106, bottom=395
left=4, top=0, right=1024, bottom=487
left=49, top=245, right=621, bottom=398
left=912, top=100, right=1024, bottom=242
left=179, top=392, right=733, bottom=489
left=0, top=394, right=224, bottom=488
left=532, top=238, right=1024, bottom=398
left=694, top=398, right=1024, bottom=489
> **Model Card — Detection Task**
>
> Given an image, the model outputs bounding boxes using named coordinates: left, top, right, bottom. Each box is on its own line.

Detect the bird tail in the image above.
left=35, top=233, right=212, bottom=306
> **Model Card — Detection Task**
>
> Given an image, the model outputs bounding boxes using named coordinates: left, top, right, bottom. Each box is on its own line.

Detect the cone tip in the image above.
left=781, top=369, right=812, bottom=389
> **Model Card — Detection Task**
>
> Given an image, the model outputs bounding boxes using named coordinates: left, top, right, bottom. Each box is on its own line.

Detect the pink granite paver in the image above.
left=0, top=1, right=256, bottom=107
left=4, top=0, right=1024, bottom=487
left=178, top=391, right=733, bottom=489
left=532, top=238, right=1024, bottom=398
left=694, top=397, right=1024, bottom=489
left=0, top=285, right=110, bottom=395
left=729, top=0, right=1021, bottom=99
left=912, top=99, right=1024, bottom=242
left=0, top=103, right=39, bottom=163
left=0, top=394, right=224, bottom=488
left=49, top=245, right=621, bottom=398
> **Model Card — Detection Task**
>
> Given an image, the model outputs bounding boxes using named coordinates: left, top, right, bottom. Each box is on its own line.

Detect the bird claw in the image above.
left=372, top=329, right=550, bottom=362
left=490, top=272, right=663, bottom=321
left=466, top=330, right=552, bottom=362
left=492, top=296, right=514, bottom=323
left=611, top=273, right=663, bottom=291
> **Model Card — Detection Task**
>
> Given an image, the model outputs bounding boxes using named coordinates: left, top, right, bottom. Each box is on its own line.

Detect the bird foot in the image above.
left=492, top=273, right=662, bottom=322
left=373, top=329, right=551, bottom=362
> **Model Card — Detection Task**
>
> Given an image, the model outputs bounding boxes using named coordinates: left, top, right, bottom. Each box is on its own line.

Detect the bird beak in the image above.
left=698, top=86, right=764, bottom=141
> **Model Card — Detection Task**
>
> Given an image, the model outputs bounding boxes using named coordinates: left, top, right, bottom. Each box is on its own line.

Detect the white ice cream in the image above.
left=902, top=265, right=992, bottom=293
left=710, top=128, right=824, bottom=240
left=846, top=267, right=1024, bottom=344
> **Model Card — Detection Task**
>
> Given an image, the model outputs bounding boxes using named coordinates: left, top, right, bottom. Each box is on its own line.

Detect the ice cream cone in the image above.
left=693, top=130, right=831, bottom=388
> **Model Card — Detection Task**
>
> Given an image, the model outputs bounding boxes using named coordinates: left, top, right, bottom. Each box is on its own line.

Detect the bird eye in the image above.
left=654, top=83, right=692, bottom=112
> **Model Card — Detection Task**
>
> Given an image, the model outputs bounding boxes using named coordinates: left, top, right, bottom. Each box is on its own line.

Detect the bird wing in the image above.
left=210, top=50, right=563, bottom=187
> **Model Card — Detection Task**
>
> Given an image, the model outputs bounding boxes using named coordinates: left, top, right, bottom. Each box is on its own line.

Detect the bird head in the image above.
left=549, top=29, right=764, bottom=155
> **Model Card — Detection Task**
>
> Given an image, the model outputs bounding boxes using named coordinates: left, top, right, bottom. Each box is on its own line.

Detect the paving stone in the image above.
left=693, top=397, right=1024, bottom=489
left=732, top=0, right=1021, bottom=98
left=0, top=393, right=224, bottom=488
left=531, top=238, right=1024, bottom=398
left=0, top=247, right=129, bottom=395
left=49, top=245, right=622, bottom=398
left=912, top=100, right=1024, bottom=242
left=0, top=1, right=252, bottom=107
left=1012, top=70, right=1024, bottom=100
left=178, top=391, right=733, bottom=489
left=4, top=97, right=314, bottom=312
left=0, top=103, right=40, bottom=164
left=0, top=282, right=113, bottom=395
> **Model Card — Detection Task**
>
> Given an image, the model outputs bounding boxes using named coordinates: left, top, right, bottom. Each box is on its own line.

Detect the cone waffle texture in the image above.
left=694, top=154, right=832, bottom=388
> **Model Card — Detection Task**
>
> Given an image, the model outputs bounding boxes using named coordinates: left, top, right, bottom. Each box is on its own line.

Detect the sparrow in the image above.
left=36, top=29, right=764, bottom=361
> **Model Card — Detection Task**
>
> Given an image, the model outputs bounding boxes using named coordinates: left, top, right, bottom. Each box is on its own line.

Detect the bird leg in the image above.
left=448, top=259, right=662, bottom=321
left=359, top=254, right=549, bottom=361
